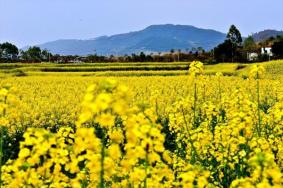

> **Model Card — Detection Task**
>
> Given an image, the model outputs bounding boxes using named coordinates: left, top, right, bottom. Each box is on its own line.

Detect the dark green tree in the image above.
left=139, top=52, right=146, bottom=62
left=0, top=44, right=2, bottom=59
left=214, top=40, right=233, bottom=62
left=272, top=39, right=283, bottom=58
left=177, top=49, right=181, bottom=61
left=0, top=42, right=19, bottom=61
left=243, top=36, right=257, bottom=52
left=227, top=25, right=242, bottom=62
left=197, top=47, right=205, bottom=53
left=276, top=35, right=283, bottom=41
left=227, top=25, right=243, bottom=46
left=23, top=46, right=42, bottom=62
left=41, top=49, right=52, bottom=62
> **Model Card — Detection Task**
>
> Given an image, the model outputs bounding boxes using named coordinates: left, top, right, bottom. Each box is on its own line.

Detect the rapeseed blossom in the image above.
left=189, top=61, right=204, bottom=76
left=0, top=64, right=283, bottom=187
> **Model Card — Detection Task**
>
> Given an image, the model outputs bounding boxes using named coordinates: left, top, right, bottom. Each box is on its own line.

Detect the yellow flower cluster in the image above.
left=0, top=87, right=10, bottom=127
left=249, top=64, right=265, bottom=79
left=0, top=62, right=283, bottom=187
left=189, top=61, right=204, bottom=76
left=0, top=85, right=20, bottom=131
left=2, top=80, right=212, bottom=187
left=230, top=152, right=283, bottom=187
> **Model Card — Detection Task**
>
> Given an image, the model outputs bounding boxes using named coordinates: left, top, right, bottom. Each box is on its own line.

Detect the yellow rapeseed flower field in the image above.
left=0, top=61, right=283, bottom=187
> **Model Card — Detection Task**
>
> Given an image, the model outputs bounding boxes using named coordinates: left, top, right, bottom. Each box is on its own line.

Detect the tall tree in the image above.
left=243, top=36, right=257, bottom=52
left=177, top=49, right=181, bottom=61
left=23, top=46, right=42, bottom=62
left=0, top=42, right=19, bottom=61
left=170, top=49, right=175, bottom=61
left=272, top=39, right=283, bottom=58
left=214, top=40, right=233, bottom=62
left=197, top=47, right=205, bottom=53
left=41, top=49, right=52, bottom=62
left=0, top=44, right=2, bottom=59
left=227, top=25, right=243, bottom=46
left=139, top=52, right=146, bottom=62
left=227, top=25, right=242, bottom=62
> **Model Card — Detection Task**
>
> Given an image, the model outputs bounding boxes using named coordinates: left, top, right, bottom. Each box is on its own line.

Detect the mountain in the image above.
left=252, top=29, right=283, bottom=42
left=28, top=24, right=226, bottom=56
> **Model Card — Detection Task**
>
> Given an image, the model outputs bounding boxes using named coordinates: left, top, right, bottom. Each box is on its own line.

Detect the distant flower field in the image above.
left=0, top=60, right=283, bottom=187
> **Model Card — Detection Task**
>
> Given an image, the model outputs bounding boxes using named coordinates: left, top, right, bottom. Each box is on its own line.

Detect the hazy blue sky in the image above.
left=1, top=0, right=282, bottom=47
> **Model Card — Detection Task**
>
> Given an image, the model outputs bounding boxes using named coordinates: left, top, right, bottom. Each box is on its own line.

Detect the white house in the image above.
left=261, top=47, right=273, bottom=56
left=247, top=52, right=259, bottom=61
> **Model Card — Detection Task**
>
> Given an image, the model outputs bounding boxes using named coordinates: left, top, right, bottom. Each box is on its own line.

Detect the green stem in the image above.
left=256, top=74, right=261, bottom=137
left=100, top=133, right=105, bottom=188
left=155, top=98, right=159, bottom=117
left=193, top=82, right=197, bottom=128
left=218, top=77, right=221, bottom=103
left=0, top=96, right=7, bottom=188
left=144, top=148, right=149, bottom=188
left=181, top=106, right=199, bottom=164
left=0, top=126, right=2, bottom=188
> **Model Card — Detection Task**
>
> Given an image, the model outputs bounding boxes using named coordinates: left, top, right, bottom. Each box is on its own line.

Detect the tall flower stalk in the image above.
left=0, top=119, right=2, bottom=188
left=249, top=65, right=265, bottom=136
left=99, top=132, right=105, bottom=188
left=0, top=88, right=9, bottom=188
left=216, top=72, right=223, bottom=104
left=189, top=61, right=204, bottom=128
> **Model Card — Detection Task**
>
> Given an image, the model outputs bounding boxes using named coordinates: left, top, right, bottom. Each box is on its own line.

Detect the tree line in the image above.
left=0, top=45, right=52, bottom=63
left=214, top=25, right=283, bottom=62
left=1, top=25, right=283, bottom=63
